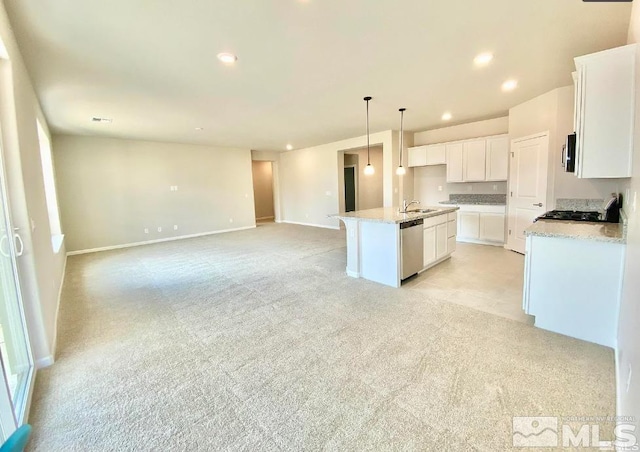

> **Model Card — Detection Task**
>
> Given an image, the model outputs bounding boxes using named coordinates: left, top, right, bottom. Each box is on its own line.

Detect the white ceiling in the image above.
left=4, top=0, right=632, bottom=152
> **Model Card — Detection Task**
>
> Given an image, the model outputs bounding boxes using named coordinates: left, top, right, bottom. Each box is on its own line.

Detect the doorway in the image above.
left=251, top=161, right=275, bottom=223
left=344, top=166, right=357, bottom=212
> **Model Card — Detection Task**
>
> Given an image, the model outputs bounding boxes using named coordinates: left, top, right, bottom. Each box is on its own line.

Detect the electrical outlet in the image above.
left=493, top=185, right=498, bottom=191
left=626, top=188, right=631, bottom=206
left=157, top=227, right=162, bottom=232
left=229, top=218, right=234, bottom=223
left=245, top=193, right=248, bottom=198
left=326, top=191, right=332, bottom=196
left=633, top=191, right=637, bottom=213
left=144, top=228, right=149, bottom=234
left=438, top=186, right=443, bottom=192
left=173, top=225, right=178, bottom=230
left=467, top=185, right=472, bottom=192
left=627, top=365, right=633, bottom=393
left=305, top=213, right=309, bottom=218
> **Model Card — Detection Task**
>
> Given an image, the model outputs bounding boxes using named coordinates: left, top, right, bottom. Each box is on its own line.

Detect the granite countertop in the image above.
left=439, top=200, right=507, bottom=206
left=524, top=219, right=625, bottom=244
left=329, top=206, right=459, bottom=224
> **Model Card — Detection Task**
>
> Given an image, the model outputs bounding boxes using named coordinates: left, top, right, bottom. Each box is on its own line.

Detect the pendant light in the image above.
left=363, top=96, right=375, bottom=175
left=396, top=108, right=407, bottom=176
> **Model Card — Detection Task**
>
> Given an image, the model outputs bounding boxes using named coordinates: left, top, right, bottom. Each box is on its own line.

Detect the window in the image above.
left=36, top=120, right=63, bottom=252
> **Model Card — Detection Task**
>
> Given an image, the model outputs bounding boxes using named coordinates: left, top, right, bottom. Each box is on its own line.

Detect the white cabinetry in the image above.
left=444, top=135, right=508, bottom=182
left=448, top=204, right=506, bottom=246
left=462, top=140, right=486, bottom=182
left=523, top=234, right=624, bottom=347
left=479, top=213, right=506, bottom=243
left=408, top=144, right=446, bottom=167
left=445, top=143, right=464, bottom=182
left=422, top=212, right=457, bottom=269
left=485, top=136, right=509, bottom=181
left=574, top=44, right=635, bottom=178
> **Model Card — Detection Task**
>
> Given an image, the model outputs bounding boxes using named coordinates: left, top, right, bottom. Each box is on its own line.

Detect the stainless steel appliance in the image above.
left=400, top=219, right=424, bottom=280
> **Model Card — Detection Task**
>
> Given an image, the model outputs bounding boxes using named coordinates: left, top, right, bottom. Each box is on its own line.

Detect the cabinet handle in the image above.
left=533, top=203, right=543, bottom=207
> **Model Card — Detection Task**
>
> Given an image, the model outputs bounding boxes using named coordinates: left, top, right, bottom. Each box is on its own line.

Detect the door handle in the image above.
left=533, top=203, right=543, bottom=207
left=14, top=232, right=24, bottom=257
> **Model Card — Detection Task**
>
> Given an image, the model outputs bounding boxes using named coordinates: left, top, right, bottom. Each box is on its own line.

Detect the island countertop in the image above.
left=329, top=206, right=459, bottom=224
left=524, top=219, right=625, bottom=244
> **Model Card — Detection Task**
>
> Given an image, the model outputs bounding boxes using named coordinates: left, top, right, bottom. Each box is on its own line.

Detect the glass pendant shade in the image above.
left=364, top=164, right=375, bottom=175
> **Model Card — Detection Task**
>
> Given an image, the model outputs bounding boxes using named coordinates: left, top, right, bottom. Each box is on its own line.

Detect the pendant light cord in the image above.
left=399, top=108, right=405, bottom=167
left=364, top=96, right=372, bottom=166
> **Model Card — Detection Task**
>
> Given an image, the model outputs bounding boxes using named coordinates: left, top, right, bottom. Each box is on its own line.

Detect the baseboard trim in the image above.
left=278, top=220, right=340, bottom=231
left=67, top=226, right=257, bottom=256
left=346, top=269, right=360, bottom=278
left=35, top=355, right=54, bottom=369
left=256, top=216, right=275, bottom=221
left=457, top=238, right=505, bottom=247
left=615, top=346, right=622, bottom=420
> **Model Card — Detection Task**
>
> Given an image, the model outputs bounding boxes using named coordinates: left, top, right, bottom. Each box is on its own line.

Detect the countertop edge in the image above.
left=329, top=206, right=460, bottom=224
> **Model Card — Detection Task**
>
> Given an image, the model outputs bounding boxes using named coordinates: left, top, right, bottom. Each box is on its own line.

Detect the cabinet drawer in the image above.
left=447, top=219, right=456, bottom=238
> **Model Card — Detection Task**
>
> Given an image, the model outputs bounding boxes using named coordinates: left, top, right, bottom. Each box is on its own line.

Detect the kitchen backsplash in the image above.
left=555, top=198, right=605, bottom=211
left=446, top=194, right=507, bottom=205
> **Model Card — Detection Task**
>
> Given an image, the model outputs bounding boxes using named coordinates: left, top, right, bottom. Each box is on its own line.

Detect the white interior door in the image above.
left=507, top=133, right=549, bottom=254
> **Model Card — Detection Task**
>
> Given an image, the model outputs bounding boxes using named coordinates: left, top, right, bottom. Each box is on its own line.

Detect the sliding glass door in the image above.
left=0, top=127, right=32, bottom=441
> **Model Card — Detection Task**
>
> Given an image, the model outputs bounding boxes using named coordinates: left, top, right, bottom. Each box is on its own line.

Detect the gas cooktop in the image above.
left=535, top=210, right=605, bottom=222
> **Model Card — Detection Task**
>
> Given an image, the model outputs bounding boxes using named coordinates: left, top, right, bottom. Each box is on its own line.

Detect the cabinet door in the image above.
left=463, top=139, right=487, bottom=181
left=436, top=223, right=448, bottom=259
left=458, top=212, right=480, bottom=239
left=576, top=45, right=635, bottom=179
left=408, top=146, right=428, bottom=167
left=485, top=136, right=509, bottom=181
left=423, top=226, right=436, bottom=266
left=446, top=143, right=464, bottom=182
left=479, top=213, right=506, bottom=243
left=425, top=144, right=446, bottom=165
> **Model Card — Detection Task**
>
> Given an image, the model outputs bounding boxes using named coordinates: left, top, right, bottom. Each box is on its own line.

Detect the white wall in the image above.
left=413, top=117, right=509, bottom=145
left=53, top=135, right=256, bottom=252
left=0, top=3, right=66, bottom=367
left=617, top=1, right=640, bottom=425
left=279, top=130, right=404, bottom=228
left=412, top=118, right=509, bottom=205
left=252, top=161, right=274, bottom=219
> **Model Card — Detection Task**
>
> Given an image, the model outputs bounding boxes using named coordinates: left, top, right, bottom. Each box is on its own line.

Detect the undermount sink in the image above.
left=405, top=209, right=436, bottom=214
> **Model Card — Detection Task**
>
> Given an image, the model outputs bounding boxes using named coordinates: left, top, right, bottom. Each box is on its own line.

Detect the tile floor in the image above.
left=405, top=242, right=534, bottom=325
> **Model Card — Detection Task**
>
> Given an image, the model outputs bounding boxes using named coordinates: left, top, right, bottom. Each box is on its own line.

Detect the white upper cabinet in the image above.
left=485, top=136, right=509, bottom=181
left=408, top=145, right=427, bottom=167
left=462, top=139, right=486, bottom=182
left=408, top=144, right=446, bottom=167
left=574, top=44, right=636, bottom=179
left=446, top=143, right=464, bottom=182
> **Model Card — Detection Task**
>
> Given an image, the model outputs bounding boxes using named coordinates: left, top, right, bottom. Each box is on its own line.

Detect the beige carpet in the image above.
left=28, top=223, right=615, bottom=451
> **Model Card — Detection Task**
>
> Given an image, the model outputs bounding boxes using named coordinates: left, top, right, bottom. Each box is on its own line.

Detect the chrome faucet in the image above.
left=399, top=199, right=420, bottom=213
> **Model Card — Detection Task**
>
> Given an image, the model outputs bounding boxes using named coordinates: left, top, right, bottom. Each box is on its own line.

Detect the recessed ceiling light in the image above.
left=195, top=127, right=203, bottom=131
left=442, top=112, right=452, bottom=121
left=286, top=144, right=293, bottom=151
left=474, top=52, right=494, bottom=66
left=502, top=79, right=518, bottom=92
left=217, top=52, right=237, bottom=64
left=91, top=117, right=112, bottom=123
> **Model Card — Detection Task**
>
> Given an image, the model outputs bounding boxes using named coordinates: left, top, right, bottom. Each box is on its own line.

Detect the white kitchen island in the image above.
left=330, top=206, right=459, bottom=288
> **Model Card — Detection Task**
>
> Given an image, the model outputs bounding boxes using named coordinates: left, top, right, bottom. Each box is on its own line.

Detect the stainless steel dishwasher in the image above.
left=400, top=218, right=424, bottom=280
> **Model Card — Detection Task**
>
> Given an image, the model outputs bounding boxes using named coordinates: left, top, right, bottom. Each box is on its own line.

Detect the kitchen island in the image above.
left=523, top=219, right=626, bottom=347
left=330, top=206, right=459, bottom=288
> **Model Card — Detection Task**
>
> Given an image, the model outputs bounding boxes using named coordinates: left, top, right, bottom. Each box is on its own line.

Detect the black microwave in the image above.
left=563, top=133, right=576, bottom=173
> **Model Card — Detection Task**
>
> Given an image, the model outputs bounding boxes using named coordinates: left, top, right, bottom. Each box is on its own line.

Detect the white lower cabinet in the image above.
left=436, top=223, right=447, bottom=259
left=423, top=226, right=437, bottom=266
left=479, top=213, right=506, bottom=243
left=422, top=212, right=457, bottom=269
left=444, top=204, right=506, bottom=246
